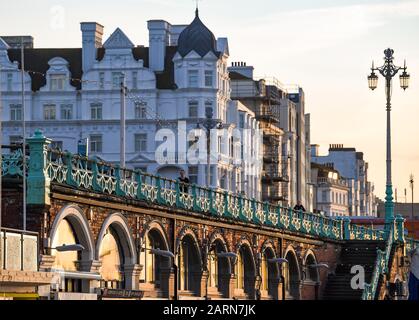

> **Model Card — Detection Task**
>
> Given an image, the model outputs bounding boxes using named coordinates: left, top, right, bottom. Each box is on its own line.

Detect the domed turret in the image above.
left=177, top=9, right=217, bottom=57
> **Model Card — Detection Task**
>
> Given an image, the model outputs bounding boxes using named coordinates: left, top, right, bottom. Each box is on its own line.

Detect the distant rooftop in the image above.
left=1, top=36, right=34, bottom=49
left=328, top=144, right=356, bottom=152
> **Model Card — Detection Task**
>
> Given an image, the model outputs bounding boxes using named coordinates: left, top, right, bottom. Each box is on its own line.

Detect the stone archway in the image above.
left=207, top=232, right=231, bottom=298
left=235, top=240, right=257, bottom=299
left=177, top=231, right=202, bottom=297
left=304, top=251, right=319, bottom=283
left=49, top=204, right=95, bottom=270
left=96, top=213, right=139, bottom=290
left=140, top=221, right=171, bottom=298
left=49, top=204, right=97, bottom=294
left=284, top=247, right=301, bottom=300
left=261, top=244, right=280, bottom=300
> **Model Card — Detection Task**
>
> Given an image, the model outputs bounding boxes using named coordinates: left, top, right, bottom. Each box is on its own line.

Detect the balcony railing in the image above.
left=1, top=228, right=39, bottom=272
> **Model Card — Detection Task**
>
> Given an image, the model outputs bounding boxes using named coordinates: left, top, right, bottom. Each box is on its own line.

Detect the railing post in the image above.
left=264, top=202, right=271, bottom=226
left=156, top=177, right=165, bottom=205
left=238, top=194, right=244, bottom=221
left=64, top=152, right=76, bottom=187
left=251, top=199, right=257, bottom=224
left=27, top=130, right=52, bottom=205
left=395, top=214, right=405, bottom=243
left=343, top=217, right=351, bottom=240
left=136, top=171, right=146, bottom=201
left=319, top=216, right=326, bottom=237
left=175, top=180, right=184, bottom=208
left=288, top=207, right=295, bottom=231
left=92, top=160, right=101, bottom=192
left=115, top=165, right=125, bottom=197
left=224, top=191, right=231, bottom=218
left=277, top=206, right=283, bottom=228
left=192, top=184, right=199, bottom=211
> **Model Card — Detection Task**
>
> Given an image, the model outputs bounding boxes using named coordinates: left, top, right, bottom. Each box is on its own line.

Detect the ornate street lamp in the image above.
left=196, top=107, right=222, bottom=186
left=368, top=48, right=410, bottom=225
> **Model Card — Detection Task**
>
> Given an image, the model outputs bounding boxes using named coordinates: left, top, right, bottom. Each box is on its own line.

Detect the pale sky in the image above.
left=1, top=0, right=418, bottom=202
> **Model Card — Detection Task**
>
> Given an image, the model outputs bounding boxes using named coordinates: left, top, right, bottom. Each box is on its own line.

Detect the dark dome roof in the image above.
left=177, top=9, right=217, bottom=57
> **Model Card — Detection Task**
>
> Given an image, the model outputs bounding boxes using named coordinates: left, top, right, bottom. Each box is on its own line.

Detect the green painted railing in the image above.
left=0, top=131, right=412, bottom=247
left=405, top=237, right=419, bottom=253
left=361, top=225, right=393, bottom=300
left=1, top=149, right=24, bottom=177
left=44, top=148, right=345, bottom=240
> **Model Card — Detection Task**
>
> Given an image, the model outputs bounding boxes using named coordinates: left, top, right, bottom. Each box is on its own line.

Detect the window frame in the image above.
left=90, top=102, right=103, bottom=120
left=90, top=134, right=103, bottom=153
left=134, top=133, right=148, bottom=152
left=10, top=104, right=22, bottom=121
left=43, top=104, right=57, bottom=120
left=188, top=70, right=199, bottom=87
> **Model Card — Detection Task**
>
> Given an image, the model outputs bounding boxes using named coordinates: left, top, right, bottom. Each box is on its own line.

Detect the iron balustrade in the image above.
left=0, top=227, right=39, bottom=272
left=362, top=224, right=394, bottom=300
left=43, top=148, right=347, bottom=240
left=0, top=137, right=412, bottom=246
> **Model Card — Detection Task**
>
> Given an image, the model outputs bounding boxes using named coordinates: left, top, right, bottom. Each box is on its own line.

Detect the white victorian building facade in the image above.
left=0, top=10, right=262, bottom=199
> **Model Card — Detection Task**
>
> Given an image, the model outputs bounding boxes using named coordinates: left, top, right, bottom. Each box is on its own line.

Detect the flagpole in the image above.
left=20, top=37, right=27, bottom=231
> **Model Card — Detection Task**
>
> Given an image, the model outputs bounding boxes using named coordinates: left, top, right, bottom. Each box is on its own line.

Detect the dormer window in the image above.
left=50, top=74, right=66, bottom=91
left=188, top=70, right=199, bottom=87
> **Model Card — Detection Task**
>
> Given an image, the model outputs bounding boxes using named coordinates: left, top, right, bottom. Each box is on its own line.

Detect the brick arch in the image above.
left=302, top=249, right=319, bottom=282
left=142, top=220, right=170, bottom=251
left=206, top=230, right=232, bottom=297
left=284, top=245, right=302, bottom=299
left=302, top=249, right=318, bottom=266
left=176, top=226, right=202, bottom=295
left=49, top=204, right=95, bottom=262
left=260, top=239, right=277, bottom=257
left=207, top=230, right=230, bottom=253
left=95, top=213, right=137, bottom=265
left=235, top=237, right=257, bottom=272
left=176, top=226, right=201, bottom=255
left=235, top=237, right=257, bottom=298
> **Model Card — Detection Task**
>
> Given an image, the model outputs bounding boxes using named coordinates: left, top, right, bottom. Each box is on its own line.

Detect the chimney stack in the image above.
left=228, top=61, right=254, bottom=79
left=147, top=20, right=170, bottom=72
left=80, top=22, right=104, bottom=74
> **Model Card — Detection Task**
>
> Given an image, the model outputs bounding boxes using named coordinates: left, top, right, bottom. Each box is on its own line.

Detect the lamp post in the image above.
left=368, top=48, right=410, bottom=225
left=150, top=248, right=178, bottom=300
left=410, top=174, right=414, bottom=220
left=197, top=107, right=222, bottom=186
left=307, top=263, right=329, bottom=300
